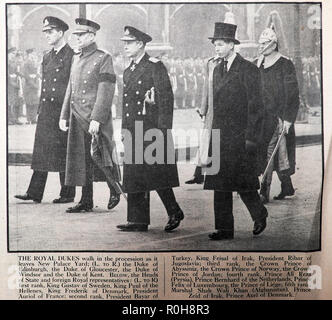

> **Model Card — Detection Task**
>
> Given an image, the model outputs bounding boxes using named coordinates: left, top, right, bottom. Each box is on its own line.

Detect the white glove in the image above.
left=89, top=120, right=100, bottom=138
left=283, top=120, right=292, bottom=134
left=59, top=119, right=68, bottom=132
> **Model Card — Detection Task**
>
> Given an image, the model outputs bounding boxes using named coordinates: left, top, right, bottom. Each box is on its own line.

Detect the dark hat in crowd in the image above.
left=42, top=16, right=69, bottom=32
left=208, top=22, right=240, bottom=45
left=73, top=18, right=100, bottom=34
left=8, top=47, right=16, bottom=54
left=120, top=26, right=152, bottom=43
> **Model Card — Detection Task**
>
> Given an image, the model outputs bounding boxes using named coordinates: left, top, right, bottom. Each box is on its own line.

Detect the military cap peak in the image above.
left=120, top=26, right=152, bottom=43
left=43, top=16, right=69, bottom=32
left=73, top=18, right=100, bottom=34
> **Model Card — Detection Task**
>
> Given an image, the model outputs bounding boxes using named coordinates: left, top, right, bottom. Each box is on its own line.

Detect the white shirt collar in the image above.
left=225, top=51, right=237, bottom=71
left=54, top=42, right=66, bottom=55
left=133, top=51, right=145, bottom=64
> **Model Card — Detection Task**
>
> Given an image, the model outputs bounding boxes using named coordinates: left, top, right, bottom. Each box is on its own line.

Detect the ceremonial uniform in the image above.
left=118, top=26, right=183, bottom=232
left=61, top=18, right=120, bottom=211
left=15, top=17, right=75, bottom=203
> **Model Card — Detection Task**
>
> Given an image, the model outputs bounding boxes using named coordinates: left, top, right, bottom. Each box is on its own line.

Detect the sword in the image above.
left=91, top=135, right=127, bottom=201
left=261, top=126, right=286, bottom=184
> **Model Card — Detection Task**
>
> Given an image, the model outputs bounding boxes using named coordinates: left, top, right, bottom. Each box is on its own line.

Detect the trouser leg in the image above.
left=194, top=165, right=202, bottom=178
left=59, top=172, right=76, bottom=199
left=156, top=188, right=180, bottom=216
left=27, top=171, right=47, bottom=201
left=80, top=133, right=93, bottom=205
left=277, top=171, right=295, bottom=194
left=239, top=191, right=268, bottom=222
left=214, top=191, right=234, bottom=231
left=90, top=135, right=119, bottom=196
left=127, top=192, right=150, bottom=225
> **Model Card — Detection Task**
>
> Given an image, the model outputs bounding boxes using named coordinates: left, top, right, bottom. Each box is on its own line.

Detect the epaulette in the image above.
left=208, top=56, right=215, bottom=62
left=149, top=57, right=160, bottom=63
left=280, top=54, right=290, bottom=60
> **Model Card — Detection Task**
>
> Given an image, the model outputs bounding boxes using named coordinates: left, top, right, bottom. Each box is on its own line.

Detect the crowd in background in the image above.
left=7, top=47, right=321, bottom=125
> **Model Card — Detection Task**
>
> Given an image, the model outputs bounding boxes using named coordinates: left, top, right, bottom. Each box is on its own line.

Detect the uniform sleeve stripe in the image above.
left=99, top=73, right=116, bottom=83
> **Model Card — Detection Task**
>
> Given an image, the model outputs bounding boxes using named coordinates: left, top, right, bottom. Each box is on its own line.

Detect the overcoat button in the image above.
left=54, top=78, right=57, bottom=82
left=82, top=90, right=86, bottom=93
left=52, top=88, right=55, bottom=91
left=42, top=98, right=46, bottom=102
left=125, top=103, right=128, bottom=107
left=137, top=101, right=141, bottom=105
left=82, top=99, right=86, bottom=103
left=138, top=111, right=141, bottom=115
left=51, top=98, right=54, bottom=101
left=84, top=80, right=87, bottom=83
left=136, top=91, right=139, bottom=94
left=56, top=69, right=59, bottom=72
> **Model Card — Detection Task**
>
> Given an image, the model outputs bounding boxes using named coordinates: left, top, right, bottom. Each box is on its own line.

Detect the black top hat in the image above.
left=208, top=22, right=240, bottom=45
left=73, top=18, right=100, bottom=34
left=42, top=16, right=69, bottom=32
left=120, top=26, right=152, bottom=43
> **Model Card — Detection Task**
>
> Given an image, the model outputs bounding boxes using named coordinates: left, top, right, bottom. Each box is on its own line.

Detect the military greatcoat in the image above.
left=122, top=53, right=179, bottom=193
left=60, top=42, right=119, bottom=186
left=31, top=44, right=74, bottom=172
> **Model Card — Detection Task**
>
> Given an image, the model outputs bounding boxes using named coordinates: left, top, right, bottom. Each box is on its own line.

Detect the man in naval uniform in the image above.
left=60, top=18, right=121, bottom=213
left=117, top=26, right=184, bottom=232
left=15, top=17, right=75, bottom=204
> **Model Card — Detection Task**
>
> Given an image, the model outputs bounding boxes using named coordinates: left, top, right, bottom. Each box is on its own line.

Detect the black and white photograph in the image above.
left=7, top=2, right=322, bottom=252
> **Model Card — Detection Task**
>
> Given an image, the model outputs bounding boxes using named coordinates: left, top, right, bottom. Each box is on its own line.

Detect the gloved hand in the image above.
left=89, top=120, right=100, bottom=138
left=283, top=120, right=292, bottom=134
left=59, top=119, right=68, bottom=132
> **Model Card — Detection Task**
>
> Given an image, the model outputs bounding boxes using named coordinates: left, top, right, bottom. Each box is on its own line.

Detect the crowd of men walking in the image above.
left=10, top=15, right=320, bottom=241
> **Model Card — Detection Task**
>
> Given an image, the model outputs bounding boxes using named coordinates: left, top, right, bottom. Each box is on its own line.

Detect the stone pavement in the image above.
left=8, top=144, right=322, bottom=252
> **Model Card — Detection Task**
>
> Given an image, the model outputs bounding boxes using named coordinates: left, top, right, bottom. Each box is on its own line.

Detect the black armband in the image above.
left=99, top=73, right=116, bottom=83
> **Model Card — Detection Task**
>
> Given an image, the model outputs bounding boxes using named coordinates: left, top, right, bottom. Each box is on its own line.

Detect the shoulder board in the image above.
left=208, top=56, right=215, bottom=62
left=280, top=54, right=290, bottom=60
left=149, top=57, right=160, bottom=63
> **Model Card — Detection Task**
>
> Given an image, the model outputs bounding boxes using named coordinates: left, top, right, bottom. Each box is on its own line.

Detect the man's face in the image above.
left=123, top=40, right=142, bottom=58
left=214, top=39, right=234, bottom=58
left=74, top=32, right=95, bottom=49
left=8, top=51, right=16, bottom=60
left=258, top=41, right=277, bottom=56
left=43, top=28, right=63, bottom=46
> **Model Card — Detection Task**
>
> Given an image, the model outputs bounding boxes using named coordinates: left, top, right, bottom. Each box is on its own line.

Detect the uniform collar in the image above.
left=262, top=52, right=282, bottom=69
left=80, top=42, right=97, bottom=56
left=54, top=42, right=66, bottom=55
left=133, top=51, right=146, bottom=64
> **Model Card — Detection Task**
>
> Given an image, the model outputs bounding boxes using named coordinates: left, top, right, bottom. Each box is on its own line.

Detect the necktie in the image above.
left=221, top=59, right=228, bottom=75
left=130, top=61, right=137, bottom=71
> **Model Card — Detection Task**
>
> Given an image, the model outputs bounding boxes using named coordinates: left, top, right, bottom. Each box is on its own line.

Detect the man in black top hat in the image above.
left=60, top=18, right=121, bottom=213
left=116, top=26, right=184, bottom=232
left=15, top=16, right=75, bottom=204
left=200, top=22, right=268, bottom=240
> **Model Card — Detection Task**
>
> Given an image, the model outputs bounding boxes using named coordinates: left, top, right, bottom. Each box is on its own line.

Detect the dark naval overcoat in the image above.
left=122, top=53, right=179, bottom=193
left=31, top=44, right=73, bottom=172
left=204, top=54, right=264, bottom=192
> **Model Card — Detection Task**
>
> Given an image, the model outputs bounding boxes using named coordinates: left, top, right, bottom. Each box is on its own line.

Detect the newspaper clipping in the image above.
left=1, top=0, right=331, bottom=303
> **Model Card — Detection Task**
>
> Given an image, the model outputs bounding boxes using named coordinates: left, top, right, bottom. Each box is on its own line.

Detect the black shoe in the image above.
left=185, top=176, right=204, bottom=184
left=164, top=209, right=184, bottom=232
left=273, top=189, right=295, bottom=200
left=108, top=194, right=120, bottom=210
left=117, top=223, right=148, bottom=232
left=66, top=203, right=93, bottom=213
left=208, top=230, right=234, bottom=240
left=53, top=197, right=75, bottom=204
left=14, top=193, right=41, bottom=203
left=253, top=207, right=268, bottom=235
